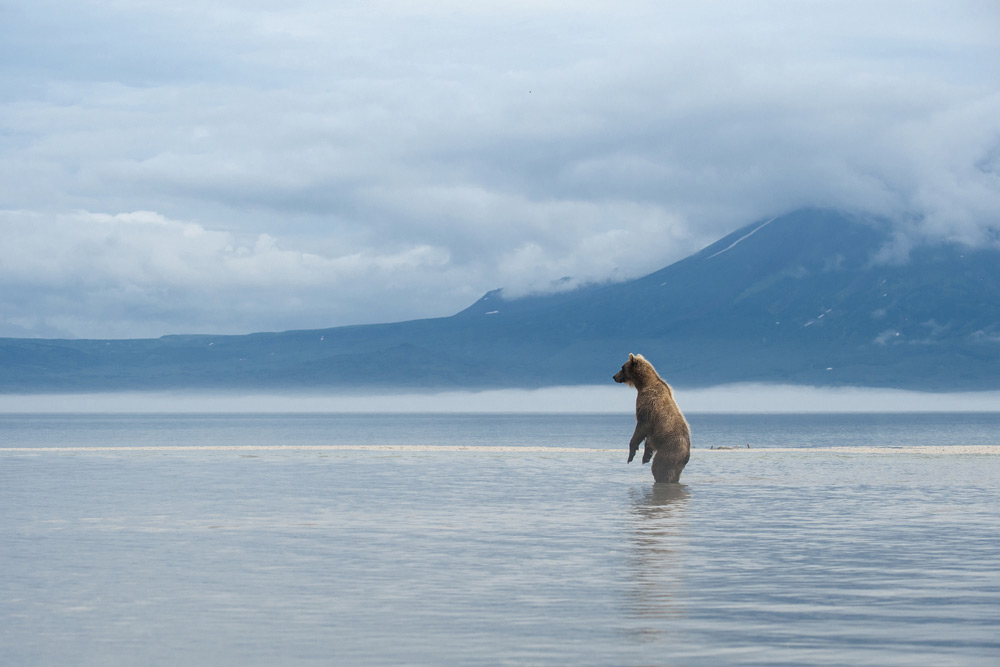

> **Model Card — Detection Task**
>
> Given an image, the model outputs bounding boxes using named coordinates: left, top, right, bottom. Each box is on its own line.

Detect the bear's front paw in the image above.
left=642, top=449, right=652, bottom=464
left=627, top=449, right=636, bottom=463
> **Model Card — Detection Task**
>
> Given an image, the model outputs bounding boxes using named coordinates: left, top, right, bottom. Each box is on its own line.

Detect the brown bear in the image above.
left=613, top=353, right=691, bottom=483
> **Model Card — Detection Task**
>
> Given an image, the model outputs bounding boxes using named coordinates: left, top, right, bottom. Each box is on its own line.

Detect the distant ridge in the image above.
left=3, top=209, right=999, bottom=392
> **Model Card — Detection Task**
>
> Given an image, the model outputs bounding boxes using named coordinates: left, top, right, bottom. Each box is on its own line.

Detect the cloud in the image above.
left=0, top=210, right=458, bottom=337
left=1, top=0, right=999, bottom=337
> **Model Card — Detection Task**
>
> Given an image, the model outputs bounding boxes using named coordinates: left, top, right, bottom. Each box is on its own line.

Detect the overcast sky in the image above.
left=2, top=0, right=999, bottom=339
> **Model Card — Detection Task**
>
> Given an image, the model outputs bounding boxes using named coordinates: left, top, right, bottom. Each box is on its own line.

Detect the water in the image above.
left=5, top=412, right=1000, bottom=450
left=2, top=413, right=999, bottom=665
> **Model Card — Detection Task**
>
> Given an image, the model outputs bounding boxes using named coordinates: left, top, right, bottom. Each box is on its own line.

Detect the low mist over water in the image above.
left=2, top=384, right=1000, bottom=414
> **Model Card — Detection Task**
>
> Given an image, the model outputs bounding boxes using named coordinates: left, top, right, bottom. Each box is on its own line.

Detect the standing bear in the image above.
left=613, top=353, right=691, bottom=483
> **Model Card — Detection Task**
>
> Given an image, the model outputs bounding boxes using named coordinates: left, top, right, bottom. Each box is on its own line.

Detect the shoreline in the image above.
left=2, top=445, right=998, bottom=455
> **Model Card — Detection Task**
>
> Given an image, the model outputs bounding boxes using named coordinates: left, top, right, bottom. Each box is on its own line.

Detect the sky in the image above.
left=2, top=0, right=999, bottom=339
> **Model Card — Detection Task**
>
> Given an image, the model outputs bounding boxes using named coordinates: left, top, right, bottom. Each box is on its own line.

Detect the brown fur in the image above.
left=613, top=353, right=691, bottom=483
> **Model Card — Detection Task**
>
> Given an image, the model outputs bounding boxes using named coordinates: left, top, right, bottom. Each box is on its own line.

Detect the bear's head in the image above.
left=613, top=353, right=643, bottom=387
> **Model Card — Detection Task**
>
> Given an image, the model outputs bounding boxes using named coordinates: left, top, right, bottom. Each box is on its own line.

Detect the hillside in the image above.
left=2, top=209, right=999, bottom=392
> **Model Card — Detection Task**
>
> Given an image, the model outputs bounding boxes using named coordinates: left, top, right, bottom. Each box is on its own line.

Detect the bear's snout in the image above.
left=613, top=370, right=626, bottom=383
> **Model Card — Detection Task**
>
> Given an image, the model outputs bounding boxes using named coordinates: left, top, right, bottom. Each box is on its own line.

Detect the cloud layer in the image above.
left=2, top=1, right=999, bottom=337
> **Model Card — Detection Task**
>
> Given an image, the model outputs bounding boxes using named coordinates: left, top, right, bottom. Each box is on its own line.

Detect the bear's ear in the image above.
left=629, top=353, right=635, bottom=361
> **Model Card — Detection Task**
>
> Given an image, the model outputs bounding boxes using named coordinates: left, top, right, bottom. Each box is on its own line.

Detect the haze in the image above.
left=3, top=385, right=1000, bottom=414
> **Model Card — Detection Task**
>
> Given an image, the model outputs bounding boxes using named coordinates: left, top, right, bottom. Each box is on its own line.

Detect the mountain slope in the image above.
left=3, top=209, right=999, bottom=392
left=452, top=208, right=1000, bottom=389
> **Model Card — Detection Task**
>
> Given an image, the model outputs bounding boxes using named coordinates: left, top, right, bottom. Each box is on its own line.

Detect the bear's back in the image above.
left=638, top=380, right=690, bottom=444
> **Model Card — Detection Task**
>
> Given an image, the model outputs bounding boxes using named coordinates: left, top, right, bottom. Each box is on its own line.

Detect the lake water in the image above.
left=2, top=413, right=999, bottom=665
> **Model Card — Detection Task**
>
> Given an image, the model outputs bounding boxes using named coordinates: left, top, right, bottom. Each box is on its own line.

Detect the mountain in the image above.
left=3, top=209, right=999, bottom=392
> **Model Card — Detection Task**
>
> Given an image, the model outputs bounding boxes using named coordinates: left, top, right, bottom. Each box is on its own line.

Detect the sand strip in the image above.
left=702, top=445, right=1000, bottom=455
left=0, top=445, right=616, bottom=453
left=1, top=445, right=998, bottom=454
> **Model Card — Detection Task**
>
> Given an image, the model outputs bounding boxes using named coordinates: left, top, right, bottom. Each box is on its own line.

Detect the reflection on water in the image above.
left=626, top=484, right=691, bottom=642
left=637, top=482, right=692, bottom=509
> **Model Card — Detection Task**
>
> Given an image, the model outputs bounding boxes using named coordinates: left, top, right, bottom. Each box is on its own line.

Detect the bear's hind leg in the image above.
left=650, top=452, right=685, bottom=483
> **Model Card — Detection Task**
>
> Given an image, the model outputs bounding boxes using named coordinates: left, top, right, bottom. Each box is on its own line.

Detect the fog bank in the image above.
left=1, top=384, right=998, bottom=414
